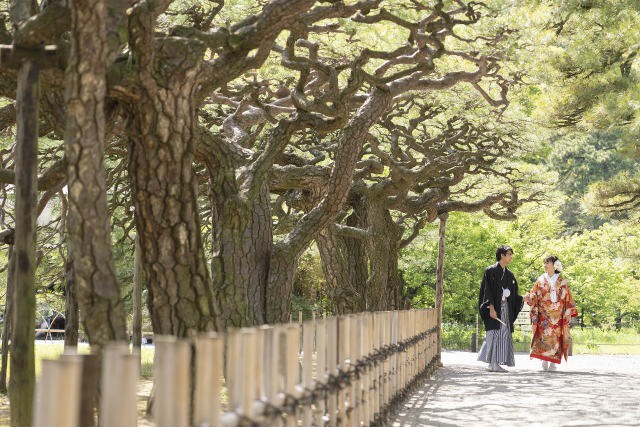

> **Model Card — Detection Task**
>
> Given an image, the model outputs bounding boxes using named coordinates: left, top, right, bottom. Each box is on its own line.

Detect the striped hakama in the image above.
left=477, top=299, right=515, bottom=366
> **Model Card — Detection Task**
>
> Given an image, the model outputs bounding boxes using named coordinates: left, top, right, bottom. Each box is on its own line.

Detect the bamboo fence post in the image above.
left=154, top=336, right=190, bottom=427
left=336, top=316, right=345, bottom=425
left=326, top=316, right=338, bottom=427
left=397, top=312, right=404, bottom=392
left=417, top=311, right=422, bottom=374
left=432, top=309, right=436, bottom=363
left=425, top=310, right=431, bottom=366
left=256, top=327, right=267, bottom=403
left=227, top=328, right=245, bottom=424
left=33, top=356, right=82, bottom=427
left=314, top=318, right=326, bottom=427
left=391, top=311, right=398, bottom=401
left=100, top=343, right=138, bottom=427
left=194, top=333, right=223, bottom=427
left=285, top=325, right=301, bottom=427
left=406, top=311, right=411, bottom=387
left=425, top=310, right=430, bottom=367
left=264, top=325, right=284, bottom=427
left=240, top=328, right=259, bottom=422
left=340, top=316, right=351, bottom=426
left=380, top=312, right=387, bottom=415
left=381, top=312, right=388, bottom=411
left=378, top=312, right=385, bottom=413
left=415, top=310, right=420, bottom=372
left=371, top=312, right=380, bottom=421
left=405, top=311, right=411, bottom=385
left=424, top=310, right=428, bottom=369
left=426, top=310, right=430, bottom=367
left=226, top=329, right=241, bottom=414
left=349, top=315, right=360, bottom=427
left=302, top=320, right=314, bottom=426
left=361, top=314, right=371, bottom=427
left=408, top=311, right=415, bottom=383
left=406, top=311, right=410, bottom=384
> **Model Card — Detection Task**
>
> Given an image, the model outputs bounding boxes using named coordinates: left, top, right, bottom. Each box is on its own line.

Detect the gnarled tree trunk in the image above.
left=316, top=198, right=368, bottom=314
left=364, top=203, right=404, bottom=311
left=265, top=88, right=392, bottom=323
left=209, top=176, right=271, bottom=328
left=127, top=29, right=217, bottom=335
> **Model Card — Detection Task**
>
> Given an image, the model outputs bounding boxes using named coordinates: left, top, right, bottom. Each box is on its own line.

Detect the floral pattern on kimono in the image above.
left=524, top=274, right=578, bottom=364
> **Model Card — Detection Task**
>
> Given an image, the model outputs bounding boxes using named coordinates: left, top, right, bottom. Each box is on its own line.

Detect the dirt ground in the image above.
left=392, top=351, right=640, bottom=427
left=2, top=352, right=639, bottom=426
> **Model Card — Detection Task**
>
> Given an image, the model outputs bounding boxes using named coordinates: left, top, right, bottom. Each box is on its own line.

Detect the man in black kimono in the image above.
left=477, top=245, right=523, bottom=372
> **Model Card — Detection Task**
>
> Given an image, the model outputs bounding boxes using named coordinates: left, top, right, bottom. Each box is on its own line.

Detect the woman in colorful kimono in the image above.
left=524, top=255, right=578, bottom=371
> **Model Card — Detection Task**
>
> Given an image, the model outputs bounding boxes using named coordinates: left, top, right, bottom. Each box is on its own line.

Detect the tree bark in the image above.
left=64, top=0, right=127, bottom=347
left=0, top=243, right=14, bottom=393
left=209, top=176, right=271, bottom=328
left=9, top=59, right=38, bottom=427
left=364, top=203, right=404, bottom=311
left=127, top=24, right=216, bottom=334
left=316, top=199, right=368, bottom=314
left=64, top=258, right=79, bottom=348
left=132, top=234, right=143, bottom=349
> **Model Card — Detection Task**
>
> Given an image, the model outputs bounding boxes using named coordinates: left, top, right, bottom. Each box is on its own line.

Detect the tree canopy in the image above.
left=0, top=0, right=638, bottom=424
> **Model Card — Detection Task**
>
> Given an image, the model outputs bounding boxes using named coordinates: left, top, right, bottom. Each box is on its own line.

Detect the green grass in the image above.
left=2, top=342, right=155, bottom=378
left=442, top=323, right=640, bottom=354
left=571, top=327, right=640, bottom=355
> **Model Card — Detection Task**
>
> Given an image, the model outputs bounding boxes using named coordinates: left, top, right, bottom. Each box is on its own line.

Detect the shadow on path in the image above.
left=391, top=352, right=640, bottom=427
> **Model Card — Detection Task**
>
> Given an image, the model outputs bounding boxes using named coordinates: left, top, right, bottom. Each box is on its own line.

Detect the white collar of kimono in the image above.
left=544, top=273, right=559, bottom=286
left=544, top=273, right=559, bottom=303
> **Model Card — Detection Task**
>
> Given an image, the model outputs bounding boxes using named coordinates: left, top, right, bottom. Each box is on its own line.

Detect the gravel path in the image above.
left=391, top=351, right=640, bottom=427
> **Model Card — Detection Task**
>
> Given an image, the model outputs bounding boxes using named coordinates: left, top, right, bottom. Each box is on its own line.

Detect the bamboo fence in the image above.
left=33, top=308, right=439, bottom=427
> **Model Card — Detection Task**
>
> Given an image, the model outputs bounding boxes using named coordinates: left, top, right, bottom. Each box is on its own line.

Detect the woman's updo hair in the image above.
left=544, top=255, right=561, bottom=274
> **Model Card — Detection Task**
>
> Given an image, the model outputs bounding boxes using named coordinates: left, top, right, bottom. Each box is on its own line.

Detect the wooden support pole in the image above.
left=10, top=58, right=40, bottom=427
left=435, top=213, right=448, bottom=366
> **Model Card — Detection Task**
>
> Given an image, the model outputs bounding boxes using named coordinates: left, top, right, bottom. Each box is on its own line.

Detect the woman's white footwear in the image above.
left=542, top=360, right=549, bottom=371
left=548, top=362, right=557, bottom=371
